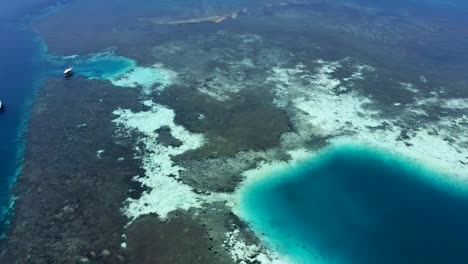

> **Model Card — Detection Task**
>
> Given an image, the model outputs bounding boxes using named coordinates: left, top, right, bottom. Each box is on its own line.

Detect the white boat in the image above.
left=0, top=100, right=3, bottom=111
left=64, top=66, right=73, bottom=77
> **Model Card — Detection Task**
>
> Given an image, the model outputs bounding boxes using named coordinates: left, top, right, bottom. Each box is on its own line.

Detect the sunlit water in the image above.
left=0, top=14, right=46, bottom=237
left=240, top=145, right=468, bottom=264
left=47, top=51, right=135, bottom=80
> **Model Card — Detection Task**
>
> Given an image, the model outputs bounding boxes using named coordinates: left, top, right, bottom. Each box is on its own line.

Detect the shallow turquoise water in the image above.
left=48, top=51, right=175, bottom=90
left=48, top=51, right=135, bottom=80
left=240, top=145, right=468, bottom=264
left=72, top=52, right=135, bottom=79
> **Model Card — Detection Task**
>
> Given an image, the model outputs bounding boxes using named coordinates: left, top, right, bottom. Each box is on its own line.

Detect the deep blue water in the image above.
left=241, top=145, right=468, bottom=264
left=0, top=2, right=52, bottom=236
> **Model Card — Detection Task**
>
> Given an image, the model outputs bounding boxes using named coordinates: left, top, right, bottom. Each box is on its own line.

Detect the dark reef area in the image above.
left=0, top=75, right=249, bottom=264
left=0, top=78, right=143, bottom=263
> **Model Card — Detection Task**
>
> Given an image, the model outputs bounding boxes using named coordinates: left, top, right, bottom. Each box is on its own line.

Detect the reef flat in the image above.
left=0, top=77, right=144, bottom=263
left=1, top=0, right=467, bottom=263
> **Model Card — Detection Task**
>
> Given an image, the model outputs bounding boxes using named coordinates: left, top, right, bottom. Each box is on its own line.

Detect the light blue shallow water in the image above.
left=47, top=51, right=135, bottom=80
left=240, top=145, right=468, bottom=264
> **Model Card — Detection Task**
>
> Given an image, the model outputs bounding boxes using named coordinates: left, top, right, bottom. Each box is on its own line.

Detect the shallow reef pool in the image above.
left=48, top=51, right=134, bottom=79
left=47, top=51, right=175, bottom=90
left=240, top=145, right=468, bottom=264
left=68, top=52, right=136, bottom=80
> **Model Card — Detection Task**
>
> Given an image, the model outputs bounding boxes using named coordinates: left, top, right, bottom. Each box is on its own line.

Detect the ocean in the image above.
left=0, top=0, right=467, bottom=262
left=240, top=145, right=468, bottom=264
left=0, top=1, right=51, bottom=236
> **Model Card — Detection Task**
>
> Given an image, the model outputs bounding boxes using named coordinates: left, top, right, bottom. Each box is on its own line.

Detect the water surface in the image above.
left=0, top=18, right=45, bottom=236
left=241, top=145, right=468, bottom=263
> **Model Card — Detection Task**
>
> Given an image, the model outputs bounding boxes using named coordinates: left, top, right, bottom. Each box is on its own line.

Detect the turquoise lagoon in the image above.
left=240, top=145, right=468, bottom=264
left=48, top=51, right=135, bottom=80
left=48, top=51, right=174, bottom=89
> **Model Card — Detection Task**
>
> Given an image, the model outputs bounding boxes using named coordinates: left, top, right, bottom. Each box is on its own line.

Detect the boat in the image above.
left=0, top=100, right=3, bottom=111
left=64, top=66, right=73, bottom=77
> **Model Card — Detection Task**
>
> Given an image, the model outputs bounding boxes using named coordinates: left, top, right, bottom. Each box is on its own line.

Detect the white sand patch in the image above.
left=234, top=33, right=264, bottom=44
left=330, top=121, right=468, bottom=189
left=112, top=100, right=234, bottom=261
left=96, top=149, right=105, bottom=159
left=239, top=58, right=255, bottom=67
left=400, top=82, right=419, bottom=93
left=343, top=64, right=375, bottom=81
left=267, top=64, right=308, bottom=108
left=62, top=54, right=78, bottom=59
left=287, top=148, right=314, bottom=161
left=267, top=60, right=468, bottom=184
left=294, top=94, right=379, bottom=137
left=268, top=60, right=374, bottom=109
left=224, top=229, right=292, bottom=264
left=311, top=60, right=342, bottom=90
left=110, top=64, right=177, bottom=92
left=414, top=92, right=467, bottom=110
left=407, top=108, right=428, bottom=116
left=415, top=96, right=438, bottom=106
left=441, top=98, right=468, bottom=109
left=113, top=101, right=212, bottom=221
left=197, top=86, right=230, bottom=101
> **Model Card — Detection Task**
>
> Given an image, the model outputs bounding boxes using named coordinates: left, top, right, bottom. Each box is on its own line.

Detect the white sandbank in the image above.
left=112, top=101, right=205, bottom=221
left=110, top=64, right=177, bottom=92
